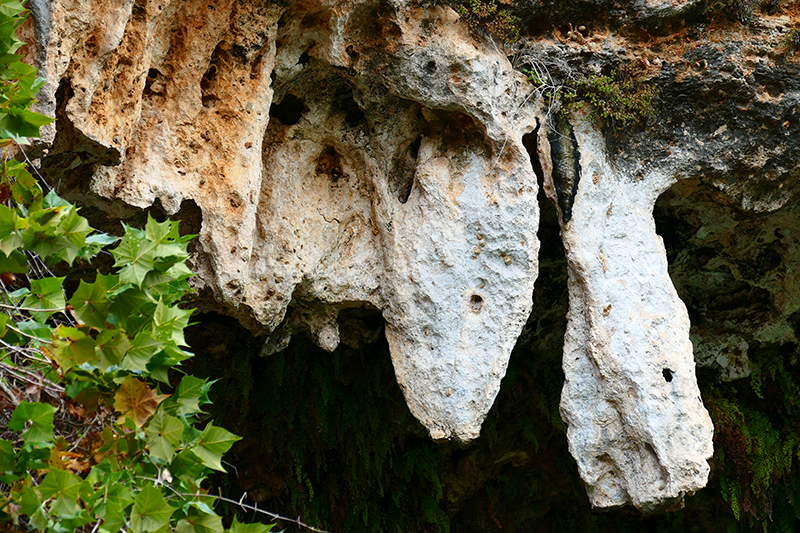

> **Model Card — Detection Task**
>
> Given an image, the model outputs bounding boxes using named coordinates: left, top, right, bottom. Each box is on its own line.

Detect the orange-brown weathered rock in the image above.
left=26, top=0, right=542, bottom=447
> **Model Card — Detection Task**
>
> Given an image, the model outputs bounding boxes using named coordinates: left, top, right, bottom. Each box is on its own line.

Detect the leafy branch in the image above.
left=0, top=1, right=328, bottom=532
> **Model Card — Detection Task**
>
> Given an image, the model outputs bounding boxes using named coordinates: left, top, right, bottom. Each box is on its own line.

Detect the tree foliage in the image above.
left=0, top=2, right=273, bottom=531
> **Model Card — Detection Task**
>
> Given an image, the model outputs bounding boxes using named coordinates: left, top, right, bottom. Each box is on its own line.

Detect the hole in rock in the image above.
left=172, top=198, right=203, bottom=237
left=298, top=51, right=311, bottom=65
left=85, top=35, right=98, bottom=57
left=316, top=146, right=344, bottom=183
left=763, top=83, right=784, bottom=98
left=469, top=294, right=484, bottom=313
left=522, top=123, right=544, bottom=183
left=250, top=49, right=267, bottom=80
left=270, top=94, right=305, bottom=126
left=143, top=68, right=164, bottom=97
left=425, top=60, right=437, bottom=73
left=390, top=135, right=422, bottom=204
left=663, top=368, right=673, bottom=382
left=337, top=306, right=384, bottom=349
left=300, top=11, right=326, bottom=29
left=201, top=43, right=225, bottom=108
left=332, top=85, right=365, bottom=126
left=408, top=135, right=422, bottom=160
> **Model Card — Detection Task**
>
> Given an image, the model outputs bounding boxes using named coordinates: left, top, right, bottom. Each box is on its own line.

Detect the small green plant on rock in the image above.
left=781, top=26, right=800, bottom=54
left=566, top=68, right=656, bottom=127
left=452, top=0, right=521, bottom=44
left=704, top=0, right=760, bottom=24
left=527, top=61, right=656, bottom=127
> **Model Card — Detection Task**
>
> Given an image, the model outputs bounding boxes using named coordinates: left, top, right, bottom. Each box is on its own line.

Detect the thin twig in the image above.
left=192, top=492, right=334, bottom=533
left=0, top=361, right=64, bottom=395
left=0, top=303, right=71, bottom=313
left=14, top=142, right=52, bottom=191
left=4, top=323, right=52, bottom=344
left=136, top=477, right=334, bottom=533
left=0, top=373, right=20, bottom=406
left=69, top=413, right=100, bottom=452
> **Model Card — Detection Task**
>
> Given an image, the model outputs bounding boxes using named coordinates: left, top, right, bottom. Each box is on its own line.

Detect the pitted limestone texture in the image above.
left=26, top=0, right=541, bottom=446
left=545, top=115, right=714, bottom=512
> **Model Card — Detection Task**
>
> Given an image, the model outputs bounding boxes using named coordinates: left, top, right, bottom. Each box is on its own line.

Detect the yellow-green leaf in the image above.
left=49, top=325, right=96, bottom=371
left=192, top=424, right=240, bottom=472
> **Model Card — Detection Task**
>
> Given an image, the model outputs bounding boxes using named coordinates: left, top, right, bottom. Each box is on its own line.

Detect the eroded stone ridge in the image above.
left=546, top=115, right=714, bottom=512
left=26, top=0, right=540, bottom=445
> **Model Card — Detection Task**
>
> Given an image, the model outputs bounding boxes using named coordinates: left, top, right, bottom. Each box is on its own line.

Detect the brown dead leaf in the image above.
left=113, top=377, right=169, bottom=428
left=67, top=458, right=92, bottom=475
left=66, top=399, right=86, bottom=420
left=24, top=371, right=42, bottom=401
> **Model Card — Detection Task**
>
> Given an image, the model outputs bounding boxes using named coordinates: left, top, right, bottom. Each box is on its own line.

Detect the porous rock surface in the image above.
left=544, top=115, right=713, bottom=512
left=22, top=0, right=800, bottom=513
left=24, top=0, right=541, bottom=446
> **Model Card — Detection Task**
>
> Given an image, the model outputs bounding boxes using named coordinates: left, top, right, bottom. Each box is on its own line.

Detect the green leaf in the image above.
left=0, top=438, right=15, bottom=472
left=49, top=325, right=96, bottom=372
left=41, top=188, right=70, bottom=209
left=0, top=248, right=26, bottom=273
left=0, top=1, right=28, bottom=20
left=0, top=204, right=23, bottom=255
left=20, top=486, right=48, bottom=530
left=145, top=215, right=188, bottom=262
left=108, top=283, right=152, bottom=330
left=0, top=106, right=52, bottom=143
left=172, top=375, right=214, bottom=417
left=85, top=232, right=118, bottom=247
left=131, top=484, right=174, bottom=533
left=176, top=510, right=224, bottom=533
left=82, top=232, right=118, bottom=261
left=94, top=327, right=131, bottom=370
left=15, top=441, right=51, bottom=471
left=39, top=468, right=81, bottom=516
left=69, top=275, right=112, bottom=328
left=55, top=208, right=94, bottom=264
left=153, top=298, right=194, bottom=346
left=145, top=408, right=184, bottom=462
left=6, top=162, right=41, bottom=209
left=169, top=448, right=207, bottom=481
left=229, top=516, right=275, bottom=533
left=114, top=223, right=156, bottom=287
left=13, top=318, right=53, bottom=346
left=192, top=423, right=240, bottom=472
left=120, top=328, right=164, bottom=372
left=21, top=276, right=65, bottom=323
left=8, top=401, right=56, bottom=443
left=92, top=482, right=133, bottom=533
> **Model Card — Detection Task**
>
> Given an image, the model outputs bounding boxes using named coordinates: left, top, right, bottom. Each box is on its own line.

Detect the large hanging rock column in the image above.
left=544, top=113, right=714, bottom=512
